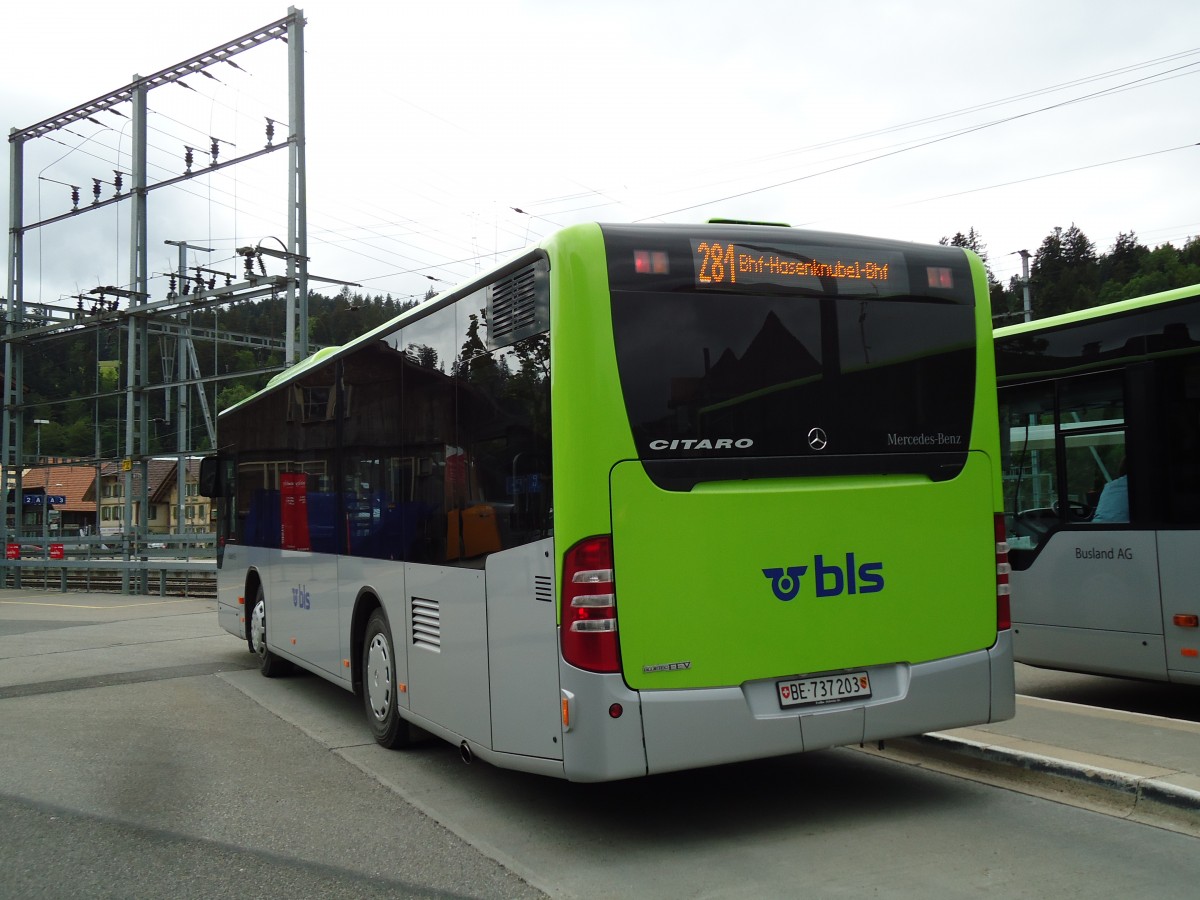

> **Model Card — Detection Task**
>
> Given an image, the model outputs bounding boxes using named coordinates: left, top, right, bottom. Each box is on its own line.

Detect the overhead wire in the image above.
left=33, top=122, right=480, bottom=297
left=894, top=143, right=1199, bottom=209
left=635, top=58, right=1200, bottom=221
left=22, top=31, right=1200, bottom=305
left=724, top=47, right=1200, bottom=169
left=520, top=52, right=1196, bottom=222
left=513, top=50, right=1200, bottom=221
left=141, top=72, right=534, bottom=286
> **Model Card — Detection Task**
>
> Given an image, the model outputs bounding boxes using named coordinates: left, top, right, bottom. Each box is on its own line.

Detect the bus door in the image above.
left=1151, top=357, right=1200, bottom=680
left=273, top=471, right=342, bottom=677
left=1002, top=373, right=1170, bottom=678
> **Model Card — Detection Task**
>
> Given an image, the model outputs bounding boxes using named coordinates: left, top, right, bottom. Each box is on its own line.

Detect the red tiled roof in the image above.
left=20, top=465, right=98, bottom=513
left=25, top=459, right=199, bottom=511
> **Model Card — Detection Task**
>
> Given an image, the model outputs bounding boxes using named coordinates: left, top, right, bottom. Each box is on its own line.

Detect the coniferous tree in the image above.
left=940, top=227, right=1015, bottom=322
left=1027, top=224, right=1100, bottom=317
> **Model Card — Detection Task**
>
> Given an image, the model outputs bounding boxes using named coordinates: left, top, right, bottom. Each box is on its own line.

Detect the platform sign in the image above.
left=6, top=544, right=19, bottom=560
left=50, top=544, right=65, bottom=560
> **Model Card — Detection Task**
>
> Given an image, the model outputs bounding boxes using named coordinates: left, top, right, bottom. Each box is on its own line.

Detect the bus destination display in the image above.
left=691, top=239, right=909, bottom=296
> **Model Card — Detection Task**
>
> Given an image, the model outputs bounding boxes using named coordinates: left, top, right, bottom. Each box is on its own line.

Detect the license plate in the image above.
left=777, top=671, right=872, bottom=708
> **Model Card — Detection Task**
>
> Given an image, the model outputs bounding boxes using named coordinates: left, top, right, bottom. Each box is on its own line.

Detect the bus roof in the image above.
left=994, top=282, right=1200, bottom=340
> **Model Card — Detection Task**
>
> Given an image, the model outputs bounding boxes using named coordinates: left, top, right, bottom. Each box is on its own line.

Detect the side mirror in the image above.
left=198, top=456, right=221, bottom=498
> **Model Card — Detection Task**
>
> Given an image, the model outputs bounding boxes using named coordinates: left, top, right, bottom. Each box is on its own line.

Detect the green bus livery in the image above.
left=202, top=221, right=1014, bottom=781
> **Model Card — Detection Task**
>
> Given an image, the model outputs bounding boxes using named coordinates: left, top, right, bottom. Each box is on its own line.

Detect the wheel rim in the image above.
left=250, top=598, right=267, bottom=660
left=366, top=632, right=393, bottom=721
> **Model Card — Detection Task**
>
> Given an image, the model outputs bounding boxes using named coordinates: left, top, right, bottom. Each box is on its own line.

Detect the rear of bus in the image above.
left=549, top=223, right=1013, bottom=780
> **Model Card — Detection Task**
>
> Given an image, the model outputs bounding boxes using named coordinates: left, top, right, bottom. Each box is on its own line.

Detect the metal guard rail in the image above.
left=0, top=557, right=216, bottom=596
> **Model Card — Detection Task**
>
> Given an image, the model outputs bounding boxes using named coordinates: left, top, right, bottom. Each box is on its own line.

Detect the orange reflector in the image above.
left=561, top=697, right=570, bottom=728
left=1183, top=648, right=1199, bottom=658
left=291, top=638, right=297, bottom=645
left=398, top=682, right=407, bottom=693
left=238, top=596, right=244, bottom=605
left=1173, top=614, right=1200, bottom=628
left=343, top=659, right=351, bottom=668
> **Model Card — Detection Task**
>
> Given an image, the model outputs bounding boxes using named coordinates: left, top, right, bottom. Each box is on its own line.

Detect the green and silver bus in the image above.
left=202, top=222, right=1014, bottom=781
left=996, top=284, right=1200, bottom=685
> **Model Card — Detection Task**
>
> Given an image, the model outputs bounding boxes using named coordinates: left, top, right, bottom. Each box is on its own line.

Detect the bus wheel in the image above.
left=249, top=585, right=290, bottom=678
left=363, top=609, right=412, bottom=749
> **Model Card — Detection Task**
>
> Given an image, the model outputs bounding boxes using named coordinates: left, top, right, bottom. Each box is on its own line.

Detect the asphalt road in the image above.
left=2, top=588, right=1197, bottom=898
left=0, top=591, right=543, bottom=900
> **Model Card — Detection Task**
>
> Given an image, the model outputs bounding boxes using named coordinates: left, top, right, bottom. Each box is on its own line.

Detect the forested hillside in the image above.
left=942, top=225, right=1200, bottom=323
left=23, top=290, right=416, bottom=459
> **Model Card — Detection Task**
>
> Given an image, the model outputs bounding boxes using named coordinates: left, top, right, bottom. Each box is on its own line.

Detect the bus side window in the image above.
left=1058, top=372, right=1125, bottom=525
left=1001, top=384, right=1059, bottom=551
left=1001, top=372, right=1126, bottom=552
left=1090, top=458, right=1128, bottom=523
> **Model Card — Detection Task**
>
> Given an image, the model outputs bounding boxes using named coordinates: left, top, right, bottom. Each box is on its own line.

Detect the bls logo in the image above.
left=763, top=553, right=884, bottom=601
left=292, top=584, right=311, bottom=610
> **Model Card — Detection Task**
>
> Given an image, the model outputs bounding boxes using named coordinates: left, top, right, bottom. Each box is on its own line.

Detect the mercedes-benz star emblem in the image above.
left=807, top=427, right=828, bottom=451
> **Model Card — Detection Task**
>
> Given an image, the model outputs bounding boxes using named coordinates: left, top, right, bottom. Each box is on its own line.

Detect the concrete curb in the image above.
left=887, top=732, right=1200, bottom=834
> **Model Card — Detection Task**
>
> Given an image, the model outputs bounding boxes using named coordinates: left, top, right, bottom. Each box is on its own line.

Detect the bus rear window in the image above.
left=604, top=226, right=977, bottom=487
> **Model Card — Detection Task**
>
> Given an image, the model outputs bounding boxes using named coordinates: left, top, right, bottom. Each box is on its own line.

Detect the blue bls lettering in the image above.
left=763, top=553, right=884, bottom=601
left=292, top=584, right=311, bottom=610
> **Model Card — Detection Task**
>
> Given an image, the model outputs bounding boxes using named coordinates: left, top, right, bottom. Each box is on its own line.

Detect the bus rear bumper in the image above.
left=634, top=638, right=1015, bottom=777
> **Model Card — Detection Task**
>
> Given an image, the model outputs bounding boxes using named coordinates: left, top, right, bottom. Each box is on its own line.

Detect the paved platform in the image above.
left=863, top=693, right=1200, bottom=836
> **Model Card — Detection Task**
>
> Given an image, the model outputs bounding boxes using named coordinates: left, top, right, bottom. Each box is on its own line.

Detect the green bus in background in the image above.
left=201, top=221, right=1014, bottom=782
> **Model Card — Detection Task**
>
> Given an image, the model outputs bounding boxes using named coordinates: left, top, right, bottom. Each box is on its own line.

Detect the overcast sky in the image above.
left=4, top=0, right=1199, bottom=310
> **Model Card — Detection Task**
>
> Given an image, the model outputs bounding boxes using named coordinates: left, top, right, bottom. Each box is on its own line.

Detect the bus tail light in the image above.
left=995, top=514, right=1011, bottom=630
left=561, top=535, right=621, bottom=673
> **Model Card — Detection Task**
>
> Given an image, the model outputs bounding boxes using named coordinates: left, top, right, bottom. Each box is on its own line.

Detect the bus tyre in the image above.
left=363, top=609, right=412, bottom=749
left=249, top=585, right=290, bottom=678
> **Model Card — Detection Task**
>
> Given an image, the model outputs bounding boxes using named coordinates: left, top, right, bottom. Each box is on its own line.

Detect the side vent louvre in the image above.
left=411, top=597, right=441, bottom=650
left=535, top=574, right=553, bottom=603
left=487, top=259, right=549, bottom=349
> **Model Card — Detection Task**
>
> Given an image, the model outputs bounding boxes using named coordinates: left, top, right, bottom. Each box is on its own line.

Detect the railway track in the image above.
left=7, top=567, right=216, bottom=598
